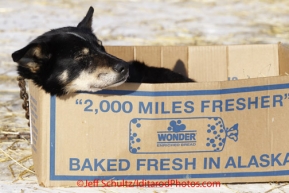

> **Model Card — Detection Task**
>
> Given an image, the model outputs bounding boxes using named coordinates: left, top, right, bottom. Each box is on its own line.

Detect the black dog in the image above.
left=12, top=7, right=194, bottom=96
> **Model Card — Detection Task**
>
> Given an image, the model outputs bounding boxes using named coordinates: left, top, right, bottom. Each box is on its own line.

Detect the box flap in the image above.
left=278, top=43, right=289, bottom=76
left=104, top=46, right=134, bottom=61
left=188, top=45, right=227, bottom=82
left=227, top=44, right=279, bottom=80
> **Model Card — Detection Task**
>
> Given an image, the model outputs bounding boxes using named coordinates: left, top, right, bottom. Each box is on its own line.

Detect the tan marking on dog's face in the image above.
left=64, top=67, right=128, bottom=93
left=82, top=48, right=89, bottom=55
left=32, top=46, right=50, bottom=59
left=75, top=48, right=90, bottom=61
left=33, top=47, right=44, bottom=58
left=58, top=70, right=68, bottom=83
left=27, top=62, right=40, bottom=73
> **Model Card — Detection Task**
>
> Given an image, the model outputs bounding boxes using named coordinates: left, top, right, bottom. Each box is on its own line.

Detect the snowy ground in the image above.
left=1, top=0, right=289, bottom=192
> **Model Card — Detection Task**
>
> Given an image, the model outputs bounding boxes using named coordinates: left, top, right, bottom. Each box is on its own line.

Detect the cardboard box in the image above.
left=29, top=44, right=289, bottom=187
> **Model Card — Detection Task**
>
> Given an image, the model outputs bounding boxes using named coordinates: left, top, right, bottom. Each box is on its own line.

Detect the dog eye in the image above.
left=74, top=48, right=90, bottom=60
left=74, top=54, right=85, bottom=60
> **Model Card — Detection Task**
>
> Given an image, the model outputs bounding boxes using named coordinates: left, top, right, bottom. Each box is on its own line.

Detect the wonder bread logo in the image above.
left=157, top=120, right=197, bottom=146
left=129, top=117, right=239, bottom=154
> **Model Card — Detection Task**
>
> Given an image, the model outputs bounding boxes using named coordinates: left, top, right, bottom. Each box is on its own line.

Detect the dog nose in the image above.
left=113, top=62, right=128, bottom=74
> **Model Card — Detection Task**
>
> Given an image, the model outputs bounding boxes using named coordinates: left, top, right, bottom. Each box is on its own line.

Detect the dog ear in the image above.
left=12, top=43, right=50, bottom=74
left=77, top=6, right=94, bottom=30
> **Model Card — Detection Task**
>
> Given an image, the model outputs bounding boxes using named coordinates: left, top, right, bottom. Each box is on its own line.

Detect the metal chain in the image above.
left=17, top=76, right=30, bottom=127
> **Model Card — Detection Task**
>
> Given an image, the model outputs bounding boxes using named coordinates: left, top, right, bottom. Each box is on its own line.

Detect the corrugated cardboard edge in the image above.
left=278, top=43, right=289, bottom=76
left=29, top=81, right=51, bottom=186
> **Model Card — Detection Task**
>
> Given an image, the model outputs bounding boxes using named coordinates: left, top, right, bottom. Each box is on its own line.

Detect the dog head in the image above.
left=12, top=7, right=129, bottom=96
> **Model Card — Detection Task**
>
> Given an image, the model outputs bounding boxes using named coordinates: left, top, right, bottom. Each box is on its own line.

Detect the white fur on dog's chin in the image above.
left=64, top=70, right=128, bottom=93
left=104, top=77, right=127, bottom=88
